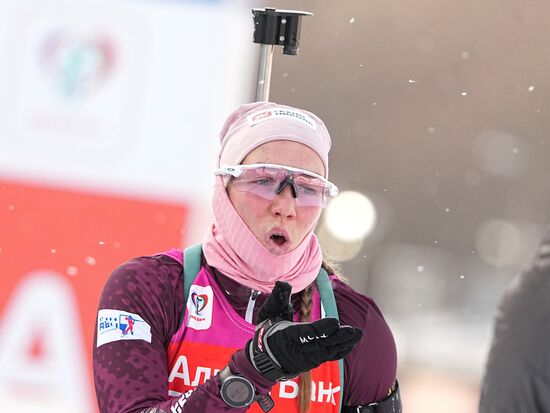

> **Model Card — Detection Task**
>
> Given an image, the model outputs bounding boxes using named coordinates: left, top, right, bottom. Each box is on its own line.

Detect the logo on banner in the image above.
left=40, top=30, right=116, bottom=100
left=186, top=285, right=213, bottom=330
left=97, top=309, right=151, bottom=347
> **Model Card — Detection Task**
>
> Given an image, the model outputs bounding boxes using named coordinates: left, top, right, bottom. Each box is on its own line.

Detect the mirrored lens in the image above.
left=230, top=166, right=329, bottom=207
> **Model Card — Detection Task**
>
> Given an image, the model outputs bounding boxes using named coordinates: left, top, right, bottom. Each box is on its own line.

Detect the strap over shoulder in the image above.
left=177, top=243, right=203, bottom=327
left=315, top=267, right=345, bottom=412
left=315, top=267, right=339, bottom=320
left=183, top=243, right=203, bottom=304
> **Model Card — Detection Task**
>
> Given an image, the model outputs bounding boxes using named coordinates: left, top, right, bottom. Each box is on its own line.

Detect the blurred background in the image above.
left=1, top=0, right=549, bottom=412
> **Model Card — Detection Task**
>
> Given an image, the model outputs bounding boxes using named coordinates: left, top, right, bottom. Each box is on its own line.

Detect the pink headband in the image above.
left=218, top=101, right=332, bottom=177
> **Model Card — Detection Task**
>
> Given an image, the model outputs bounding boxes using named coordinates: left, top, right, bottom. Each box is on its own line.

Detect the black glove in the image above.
left=248, top=281, right=363, bottom=382
left=257, top=280, right=294, bottom=323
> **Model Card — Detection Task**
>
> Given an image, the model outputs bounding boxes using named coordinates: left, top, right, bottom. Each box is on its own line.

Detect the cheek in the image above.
left=229, top=188, right=269, bottom=221
left=297, top=207, right=322, bottom=229
left=242, top=199, right=269, bottom=223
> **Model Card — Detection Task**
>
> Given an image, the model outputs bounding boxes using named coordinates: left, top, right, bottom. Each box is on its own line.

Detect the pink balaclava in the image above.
left=202, top=101, right=332, bottom=293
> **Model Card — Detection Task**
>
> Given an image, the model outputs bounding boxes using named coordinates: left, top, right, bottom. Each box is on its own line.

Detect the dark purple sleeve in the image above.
left=92, top=255, right=275, bottom=413
left=332, top=278, right=398, bottom=406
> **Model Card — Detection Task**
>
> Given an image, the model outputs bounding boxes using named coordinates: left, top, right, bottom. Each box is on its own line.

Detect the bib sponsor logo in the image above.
left=191, top=292, right=208, bottom=315
left=247, top=108, right=317, bottom=131
left=96, top=309, right=151, bottom=347
left=186, top=285, right=213, bottom=330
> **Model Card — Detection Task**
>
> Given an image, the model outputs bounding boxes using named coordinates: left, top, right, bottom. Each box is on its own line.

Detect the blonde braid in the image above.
left=297, top=259, right=346, bottom=412
left=297, top=284, right=313, bottom=413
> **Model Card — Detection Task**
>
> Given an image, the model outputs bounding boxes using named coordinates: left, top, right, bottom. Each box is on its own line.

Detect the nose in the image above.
left=270, top=185, right=297, bottom=218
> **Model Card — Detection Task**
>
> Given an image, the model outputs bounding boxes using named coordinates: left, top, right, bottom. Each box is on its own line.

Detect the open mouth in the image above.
left=270, top=234, right=287, bottom=246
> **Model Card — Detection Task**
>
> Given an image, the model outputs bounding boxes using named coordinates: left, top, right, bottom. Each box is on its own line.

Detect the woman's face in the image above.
left=227, top=140, right=325, bottom=255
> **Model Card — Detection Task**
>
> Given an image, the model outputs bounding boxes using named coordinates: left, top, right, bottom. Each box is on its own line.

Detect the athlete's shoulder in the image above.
left=98, top=253, right=184, bottom=330
left=106, top=252, right=181, bottom=291
left=330, top=277, right=386, bottom=322
left=330, top=276, right=395, bottom=359
left=330, top=276, right=398, bottom=405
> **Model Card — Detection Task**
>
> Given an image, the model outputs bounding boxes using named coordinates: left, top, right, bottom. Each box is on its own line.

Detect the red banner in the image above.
left=0, top=178, right=188, bottom=412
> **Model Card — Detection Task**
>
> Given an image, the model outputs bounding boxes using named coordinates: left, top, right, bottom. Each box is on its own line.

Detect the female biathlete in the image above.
left=93, top=101, right=401, bottom=413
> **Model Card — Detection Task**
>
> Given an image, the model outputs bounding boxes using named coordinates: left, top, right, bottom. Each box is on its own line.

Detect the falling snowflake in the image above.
left=67, top=266, right=78, bottom=276
left=85, top=256, right=97, bottom=266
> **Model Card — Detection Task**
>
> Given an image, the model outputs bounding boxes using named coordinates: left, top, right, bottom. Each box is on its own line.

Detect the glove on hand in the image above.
left=248, top=281, right=363, bottom=382
left=257, top=280, right=293, bottom=323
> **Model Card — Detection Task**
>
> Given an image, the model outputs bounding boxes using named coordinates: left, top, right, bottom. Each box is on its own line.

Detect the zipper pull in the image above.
left=245, top=290, right=261, bottom=324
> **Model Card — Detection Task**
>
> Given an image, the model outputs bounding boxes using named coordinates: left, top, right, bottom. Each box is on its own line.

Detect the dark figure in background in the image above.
left=479, top=229, right=550, bottom=412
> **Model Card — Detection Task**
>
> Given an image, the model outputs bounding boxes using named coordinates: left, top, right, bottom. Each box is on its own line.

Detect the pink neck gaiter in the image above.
left=202, top=177, right=322, bottom=294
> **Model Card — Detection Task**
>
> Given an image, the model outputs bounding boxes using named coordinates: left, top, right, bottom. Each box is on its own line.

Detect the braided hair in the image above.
left=297, top=259, right=344, bottom=412
left=297, top=283, right=314, bottom=412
